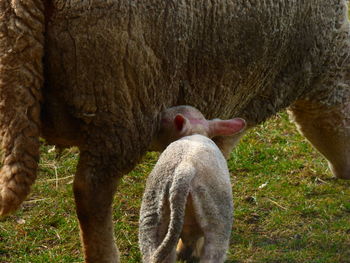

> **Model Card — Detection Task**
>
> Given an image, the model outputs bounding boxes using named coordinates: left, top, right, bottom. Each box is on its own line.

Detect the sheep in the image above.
left=0, top=1, right=349, bottom=261
left=139, top=105, right=246, bottom=263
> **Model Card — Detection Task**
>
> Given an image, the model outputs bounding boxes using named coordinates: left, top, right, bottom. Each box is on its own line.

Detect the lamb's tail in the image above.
left=0, top=0, right=45, bottom=215
left=152, top=162, right=196, bottom=263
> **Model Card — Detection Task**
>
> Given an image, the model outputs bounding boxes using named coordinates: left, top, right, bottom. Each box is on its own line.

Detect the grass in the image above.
left=1, top=112, right=350, bottom=263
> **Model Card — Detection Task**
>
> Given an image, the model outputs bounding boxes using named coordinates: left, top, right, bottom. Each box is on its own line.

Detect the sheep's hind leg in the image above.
left=288, top=81, right=350, bottom=179
left=73, top=151, right=120, bottom=263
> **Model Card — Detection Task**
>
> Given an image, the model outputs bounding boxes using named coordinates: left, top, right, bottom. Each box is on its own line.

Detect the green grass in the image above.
left=1, top=112, right=350, bottom=263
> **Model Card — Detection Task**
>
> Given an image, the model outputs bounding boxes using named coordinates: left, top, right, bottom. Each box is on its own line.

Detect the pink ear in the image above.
left=209, top=118, right=246, bottom=137
left=174, top=114, right=186, bottom=132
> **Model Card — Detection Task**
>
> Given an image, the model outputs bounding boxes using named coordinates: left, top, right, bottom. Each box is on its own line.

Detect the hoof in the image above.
left=328, top=162, right=350, bottom=180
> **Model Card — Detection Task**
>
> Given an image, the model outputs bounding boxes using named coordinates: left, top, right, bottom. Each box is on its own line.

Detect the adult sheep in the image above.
left=0, top=0, right=349, bottom=262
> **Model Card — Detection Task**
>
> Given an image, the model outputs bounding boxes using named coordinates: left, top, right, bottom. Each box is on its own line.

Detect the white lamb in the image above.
left=139, top=106, right=246, bottom=263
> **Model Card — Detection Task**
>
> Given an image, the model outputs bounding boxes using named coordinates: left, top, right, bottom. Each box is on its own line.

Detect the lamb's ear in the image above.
left=208, top=118, right=246, bottom=137
left=174, top=114, right=190, bottom=136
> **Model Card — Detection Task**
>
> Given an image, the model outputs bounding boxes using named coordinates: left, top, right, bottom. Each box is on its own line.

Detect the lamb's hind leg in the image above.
left=199, top=232, right=229, bottom=263
left=288, top=77, right=350, bottom=179
left=177, top=196, right=203, bottom=262
left=191, top=194, right=232, bottom=263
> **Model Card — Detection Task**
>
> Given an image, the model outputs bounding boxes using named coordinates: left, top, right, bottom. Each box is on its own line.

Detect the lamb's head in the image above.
left=150, top=105, right=246, bottom=152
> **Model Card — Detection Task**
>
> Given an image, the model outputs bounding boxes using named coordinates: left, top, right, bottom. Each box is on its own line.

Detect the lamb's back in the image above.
left=151, top=135, right=231, bottom=190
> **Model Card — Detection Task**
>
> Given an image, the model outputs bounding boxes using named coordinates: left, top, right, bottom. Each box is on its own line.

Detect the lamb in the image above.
left=139, top=106, right=246, bottom=263
left=0, top=1, right=349, bottom=261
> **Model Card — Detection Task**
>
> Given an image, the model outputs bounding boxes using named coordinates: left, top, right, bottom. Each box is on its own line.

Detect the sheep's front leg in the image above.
left=288, top=19, right=350, bottom=179
left=289, top=88, right=350, bottom=179
left=73, top=151, right=120, bottom=263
